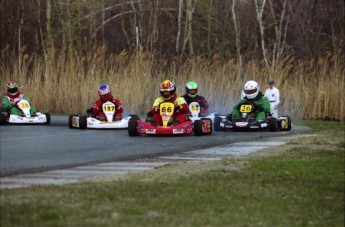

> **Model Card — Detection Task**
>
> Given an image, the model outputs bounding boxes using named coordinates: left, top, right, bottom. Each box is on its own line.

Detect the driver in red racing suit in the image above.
left=92, top=84, right=123, bottom=121
left=147, top=80, right=188, bottom=126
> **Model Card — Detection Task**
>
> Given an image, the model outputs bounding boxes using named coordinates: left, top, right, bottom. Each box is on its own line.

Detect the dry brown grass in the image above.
left=1, top=49, right=344, bottom=120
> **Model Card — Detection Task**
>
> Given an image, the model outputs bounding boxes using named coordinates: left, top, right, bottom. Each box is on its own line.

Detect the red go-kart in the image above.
left=128, top=102, right=212, bottom=136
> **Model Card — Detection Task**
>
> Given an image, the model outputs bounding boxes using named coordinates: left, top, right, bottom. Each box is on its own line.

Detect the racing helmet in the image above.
left=6, top=81, right=19, bottom=96
left=160, top=80, right=176, bottom=100
left=185, top=81, right=198, bottom=98
left=98, top=84, right=112, bottom=101
left=244, top=80, right=259, bottom=99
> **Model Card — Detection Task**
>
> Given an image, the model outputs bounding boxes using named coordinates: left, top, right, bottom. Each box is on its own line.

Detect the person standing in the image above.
left=264, top=80, right=280, bottom=118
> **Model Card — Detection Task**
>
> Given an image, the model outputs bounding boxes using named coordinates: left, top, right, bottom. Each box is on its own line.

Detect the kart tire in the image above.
left=201, top=118, right=213, bottom=135
left=128, top=119, right=140, bottom=136
left=79, top=115, right=87, bottom=129
left=129, top=114, right=140, bottom=121
left=44, top=113, right=51, bottom=125
left=280, top=115, right=292, bottom=131
left=0, top=113, right=6, bottom=125
left=68, top=114, right=76, bottom=128
left=268, top=118, right=278, bottom=132
left=194, top=120, right=203, bottom=136
left=214, top=115, right=223, bottom=132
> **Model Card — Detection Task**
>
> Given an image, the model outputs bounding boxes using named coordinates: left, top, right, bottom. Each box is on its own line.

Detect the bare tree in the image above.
left=254, top=0, right=269, bottom=70
left=231, top=0, right=243, bottom=71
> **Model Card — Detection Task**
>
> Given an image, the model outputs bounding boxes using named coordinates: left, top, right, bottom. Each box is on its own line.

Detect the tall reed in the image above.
left=1, top=48, right=344, bottom=121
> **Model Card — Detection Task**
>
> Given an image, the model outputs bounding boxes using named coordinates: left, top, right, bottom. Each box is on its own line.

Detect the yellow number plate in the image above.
left=160, top=102, right=175, bottom=117
left=20, top=102, right=30, bottom=109
left=240, top=105, right=252, bottom=113
left=103, top=104, right=115, bottom=112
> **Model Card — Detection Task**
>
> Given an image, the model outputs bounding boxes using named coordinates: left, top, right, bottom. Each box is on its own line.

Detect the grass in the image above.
left=0, top=120, right=344, bottom=226
left=0, top=50, right=344, bottom=120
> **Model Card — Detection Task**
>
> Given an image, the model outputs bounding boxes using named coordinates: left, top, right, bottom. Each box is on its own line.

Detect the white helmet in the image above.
left=244, top=80, right=259, bottom=99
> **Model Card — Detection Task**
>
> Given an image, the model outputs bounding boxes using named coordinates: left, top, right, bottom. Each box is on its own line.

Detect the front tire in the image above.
left=128, top=120, right=140, bottom=136
left=268, top=118, right=278, bottom=132
left=194, top=120, right=203, bottom=136
left=79, top=115, right=87, bottom=129
left=0, top=113, right=6, bottom=125
left=214, top=115, right=223, bottom=132
left=44, top=113, right=51, bottom=125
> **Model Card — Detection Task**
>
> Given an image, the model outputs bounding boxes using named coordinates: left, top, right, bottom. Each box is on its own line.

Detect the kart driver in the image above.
left=231, top=80, right=270, bottom=121
left=182, top=81, right=209, bottom=115
left=147, top=80, right=189, bottom=126
left=2, top=81, right=37, bottom=116
left=92, top=84, right=123, bottom=121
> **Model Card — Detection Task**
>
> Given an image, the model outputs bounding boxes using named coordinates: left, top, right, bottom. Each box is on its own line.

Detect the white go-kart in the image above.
left=68, top=101, right=136, bottom=129
left=187, top=101, right=218, bottom=123
left=0, top=99, right=50, bottom=125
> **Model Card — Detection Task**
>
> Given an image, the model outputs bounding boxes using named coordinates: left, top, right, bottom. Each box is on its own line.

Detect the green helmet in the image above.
left=186, top=81, right=198, bottom=98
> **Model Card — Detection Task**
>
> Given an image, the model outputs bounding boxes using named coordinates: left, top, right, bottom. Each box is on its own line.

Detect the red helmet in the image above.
left=6, top=81, right=19, bottom=97
left=160, top=80, right=176, bottom=100
left=98, top=84, right=112, bottom=101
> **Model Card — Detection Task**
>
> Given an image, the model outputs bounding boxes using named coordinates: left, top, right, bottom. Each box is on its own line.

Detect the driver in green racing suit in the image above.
left=2, top=81, right=36, bottom=116
left=231, top=80, right=270, bottom=121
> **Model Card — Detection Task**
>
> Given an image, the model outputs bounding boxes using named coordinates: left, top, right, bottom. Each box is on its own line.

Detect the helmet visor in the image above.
left=244, top=89, right=257, bottom=95
left=188, top=89, right=197, bottom=95
left=8, top=87, right=18, bottom=94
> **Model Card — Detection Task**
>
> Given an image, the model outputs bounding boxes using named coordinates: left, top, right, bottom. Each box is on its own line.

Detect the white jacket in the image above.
left=265, top=87, right=280, bottom=105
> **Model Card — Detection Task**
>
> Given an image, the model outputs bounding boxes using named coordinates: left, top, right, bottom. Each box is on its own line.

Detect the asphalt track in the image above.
left=0, top=116, right=309, bottom=177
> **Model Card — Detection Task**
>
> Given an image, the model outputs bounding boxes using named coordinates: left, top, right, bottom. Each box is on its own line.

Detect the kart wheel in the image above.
left=194, top=120, right=203, bottom=136
left=79, top=115, right=87, bottom=129
left=0, top=113, right=6, bottom=125
left=129, top=114, right=140, bottom=121
left=280, top=116, right=292, bottom=131
left=268, top=118, right=278, bottom=132
left=44, top=113, right=51, bottom=125
left=68, top=114, right=76, bottom=128
left=201, top=118, right=213, bottom=135
left=214, top=115, right=222, bottom=132
left=128, top=120, right=140, bottom=136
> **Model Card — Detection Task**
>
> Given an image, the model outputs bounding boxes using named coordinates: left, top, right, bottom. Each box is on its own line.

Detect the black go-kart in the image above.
left=213, top=103, right=292, bottom=132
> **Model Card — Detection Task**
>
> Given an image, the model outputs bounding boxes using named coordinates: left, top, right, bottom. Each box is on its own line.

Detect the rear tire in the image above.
left=0, top=113, right=6, bottom=125
left=129, top=114, right=140, bottom=121
left=128, top=120, right=140, bottom=136
left=280, top=116, right=292, bottom=131
left=44, top=113, right=51, bottom=125
left=194, top=120, right=203, bottom=136
left=268, top=118, right=278, bottom=132
left=201, top=118, right=212, bottom=135
left=79, top=115, right=87, bottom=129
left=68, top=114, right=75, bottom=128
left=214, top=115, right=222, bottom=132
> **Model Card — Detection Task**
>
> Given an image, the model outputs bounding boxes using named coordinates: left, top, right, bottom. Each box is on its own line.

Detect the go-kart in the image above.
left=0, top=99, right=50, bottom=125
left=187, top=101, right=218, bottom=123
left=213, top=103, right=292, bottom=132
left=128, top=102, right=212, bottom=136
left=68, top=101, right=134, bottom=129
